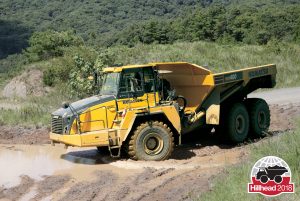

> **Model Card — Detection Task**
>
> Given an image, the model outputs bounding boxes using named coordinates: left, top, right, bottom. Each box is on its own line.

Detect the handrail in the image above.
left=77, top=95, right=120, bottom=133
left=77, top=93, right=154, bottom=134
left=78, top=105, right=109, bottom=133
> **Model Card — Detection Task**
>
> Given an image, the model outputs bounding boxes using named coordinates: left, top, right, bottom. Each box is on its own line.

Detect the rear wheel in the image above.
left=128, top=121, right=174, bottom=161
left=245, top=98, right=270, bottom=137
left=225, top=103, right=249, bottom=143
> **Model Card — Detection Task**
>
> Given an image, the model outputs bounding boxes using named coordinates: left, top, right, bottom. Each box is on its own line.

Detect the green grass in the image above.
left=0, top=104, right=49, bottom=126
left=0, top=83, right=75, bottom=126
left=110, top=41, right=300, bottom=88
left=199, top=122, right=300, bottom=201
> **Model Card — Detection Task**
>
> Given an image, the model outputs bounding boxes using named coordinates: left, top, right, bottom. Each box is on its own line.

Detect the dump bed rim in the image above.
left=213, top=64, right=276, bottom=86
left=213, top=64, right=276, bottom=76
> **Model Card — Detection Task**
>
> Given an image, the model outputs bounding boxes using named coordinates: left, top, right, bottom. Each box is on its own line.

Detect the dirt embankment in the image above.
left=1, top=69, right=51, bottom=98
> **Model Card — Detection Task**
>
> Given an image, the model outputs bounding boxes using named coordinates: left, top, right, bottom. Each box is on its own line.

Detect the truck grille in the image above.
left=51, top=115, right=63, bottom=134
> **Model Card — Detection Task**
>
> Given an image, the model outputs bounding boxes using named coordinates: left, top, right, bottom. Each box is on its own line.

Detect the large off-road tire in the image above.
left=245, top=98, right=270, bottom=137
left=128, top=121, right=174, bottom=161
left=225, top=102, right=249, bottom=143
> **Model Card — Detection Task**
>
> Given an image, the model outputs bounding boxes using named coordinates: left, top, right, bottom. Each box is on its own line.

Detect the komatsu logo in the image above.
left=249, top=68, right=268, bottom=78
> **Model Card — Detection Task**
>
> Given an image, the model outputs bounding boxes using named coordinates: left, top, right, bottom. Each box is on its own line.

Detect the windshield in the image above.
left=100, top=72, right=120, bottom=95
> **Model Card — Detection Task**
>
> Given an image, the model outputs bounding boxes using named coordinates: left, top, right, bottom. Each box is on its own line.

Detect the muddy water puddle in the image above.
left=0, top=144, right=73, bottom=187
left=0, top=143, right=243, bottom=192
left=0, top=144, right=138, bottom=188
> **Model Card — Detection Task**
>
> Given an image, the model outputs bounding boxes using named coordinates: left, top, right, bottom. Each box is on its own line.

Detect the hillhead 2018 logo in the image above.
left=248, top=156, right=294, bottom=196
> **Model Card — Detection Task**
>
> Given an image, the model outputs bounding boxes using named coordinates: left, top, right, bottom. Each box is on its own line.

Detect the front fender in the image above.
left=119, top=105, right=181, bottom=142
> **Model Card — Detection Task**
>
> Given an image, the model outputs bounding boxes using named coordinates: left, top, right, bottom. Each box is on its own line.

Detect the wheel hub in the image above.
left=143, top=133, right=163, bottom=155
left=235, top=114, right=245, bottom=134
left=146, top=137, right=158, bottom=150
left=258, top=111, right=266, bottom=128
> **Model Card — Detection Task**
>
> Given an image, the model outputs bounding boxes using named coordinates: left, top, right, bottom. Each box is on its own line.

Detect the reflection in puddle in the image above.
left=61, top=149, right=108, bottom=165
left=0, top=145, right=72, bottom=188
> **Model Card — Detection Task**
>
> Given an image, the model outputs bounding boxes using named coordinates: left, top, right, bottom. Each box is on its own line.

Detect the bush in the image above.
left=42, top=45, right=100, bottom=87
left=68, top=50, right=115, bottom=97
left=25, top=30, right=83, bottom=62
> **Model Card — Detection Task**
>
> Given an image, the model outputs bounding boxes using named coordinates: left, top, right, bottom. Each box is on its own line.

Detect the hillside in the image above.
left=0, top=0, right=212, bottom=58
left=1, top=0, right=300, bottom=101
left=1, top=0, right=300, bottom=58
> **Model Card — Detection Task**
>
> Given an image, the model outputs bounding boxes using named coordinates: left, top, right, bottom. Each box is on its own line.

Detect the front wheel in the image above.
left=128, top=121, right=174, bottom=161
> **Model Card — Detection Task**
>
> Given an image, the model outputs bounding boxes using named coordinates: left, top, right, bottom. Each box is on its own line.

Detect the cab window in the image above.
left=118, top=68, right=144, bottom=98
left=118, top=67, right=156, bottom=98
left=143, top=67, right=155, bottom=93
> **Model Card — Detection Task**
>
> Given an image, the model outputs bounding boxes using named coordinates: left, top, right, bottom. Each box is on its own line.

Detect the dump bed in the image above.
left=182, top=64, right=277, bottom=133
left=154, top=62, right=276, bottom=111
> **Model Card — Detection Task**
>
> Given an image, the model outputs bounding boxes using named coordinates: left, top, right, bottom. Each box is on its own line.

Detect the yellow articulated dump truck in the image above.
left=50, top=62, right=277, bottom=161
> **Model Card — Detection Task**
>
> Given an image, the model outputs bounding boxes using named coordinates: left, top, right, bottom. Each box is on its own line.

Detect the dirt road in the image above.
left=0, top=87, right=300, bottom=201
left=249, top=87, right=300, bottom=104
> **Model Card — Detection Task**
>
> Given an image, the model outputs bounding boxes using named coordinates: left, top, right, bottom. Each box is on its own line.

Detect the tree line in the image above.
left=1, top=0, right=300, bottom=59
left=107, top=4, right=300, bottom=46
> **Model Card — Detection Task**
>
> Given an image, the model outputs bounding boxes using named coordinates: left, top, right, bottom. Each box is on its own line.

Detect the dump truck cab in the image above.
left=50, top=62, right=277, bottom=161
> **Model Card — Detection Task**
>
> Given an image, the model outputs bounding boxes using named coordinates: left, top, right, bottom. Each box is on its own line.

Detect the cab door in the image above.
left=117, top=67, right=158, bottom=111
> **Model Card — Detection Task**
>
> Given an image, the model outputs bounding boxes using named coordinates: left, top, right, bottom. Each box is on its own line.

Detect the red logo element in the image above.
left=248, top=156, right=294, bottom=197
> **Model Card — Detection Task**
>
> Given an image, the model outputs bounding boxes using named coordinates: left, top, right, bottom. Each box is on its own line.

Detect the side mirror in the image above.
left=62, top=102, right=70, bottom=109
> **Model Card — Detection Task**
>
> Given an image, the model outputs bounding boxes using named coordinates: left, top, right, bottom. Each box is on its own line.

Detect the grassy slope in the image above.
left=110, top=41, right=300, bottom=88
left=0, top=41, right=300, bottom=126
left=199, top=122, right=300, bottom=201
left=0, top=82, right=73, bottom=126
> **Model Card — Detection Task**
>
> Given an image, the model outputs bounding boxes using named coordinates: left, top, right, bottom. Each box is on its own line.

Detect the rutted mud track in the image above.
left=0, top=142, right=247, bottom=201
left=0, top=88, right=300, bottom=201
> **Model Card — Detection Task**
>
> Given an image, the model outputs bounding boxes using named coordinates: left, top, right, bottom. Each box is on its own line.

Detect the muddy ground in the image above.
left=0, top=101, right=299, bottom=201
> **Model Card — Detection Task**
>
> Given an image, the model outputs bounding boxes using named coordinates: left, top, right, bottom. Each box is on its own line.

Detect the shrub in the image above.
left=25, top=30, right=83, bottom=62
left=42, top=45, right=100, bottom=88
left=68, top=50, right=115, bottom=97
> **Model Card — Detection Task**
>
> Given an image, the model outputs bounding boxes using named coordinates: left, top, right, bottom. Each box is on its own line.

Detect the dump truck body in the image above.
left=50, top=62, right=276, bottom=160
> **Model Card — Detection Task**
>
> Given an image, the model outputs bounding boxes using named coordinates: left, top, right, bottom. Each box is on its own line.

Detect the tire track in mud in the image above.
left=58, top=171, right=117, bottom=201
left=0, top=130, right=287, bottom=201
left=57, top=168, right=178, bottom=201
left=0, top=176, right=34, bottom=201
left=32, top=175, right=71, bottom=200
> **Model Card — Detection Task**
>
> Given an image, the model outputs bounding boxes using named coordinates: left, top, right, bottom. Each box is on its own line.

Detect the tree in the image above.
left=68, top=50, right=115, bottom=97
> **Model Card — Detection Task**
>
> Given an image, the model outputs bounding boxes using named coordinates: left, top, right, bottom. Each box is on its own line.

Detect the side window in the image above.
left=143, top=67, right=155, bottom=93
left=118, top=68, right=144, bottom=98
